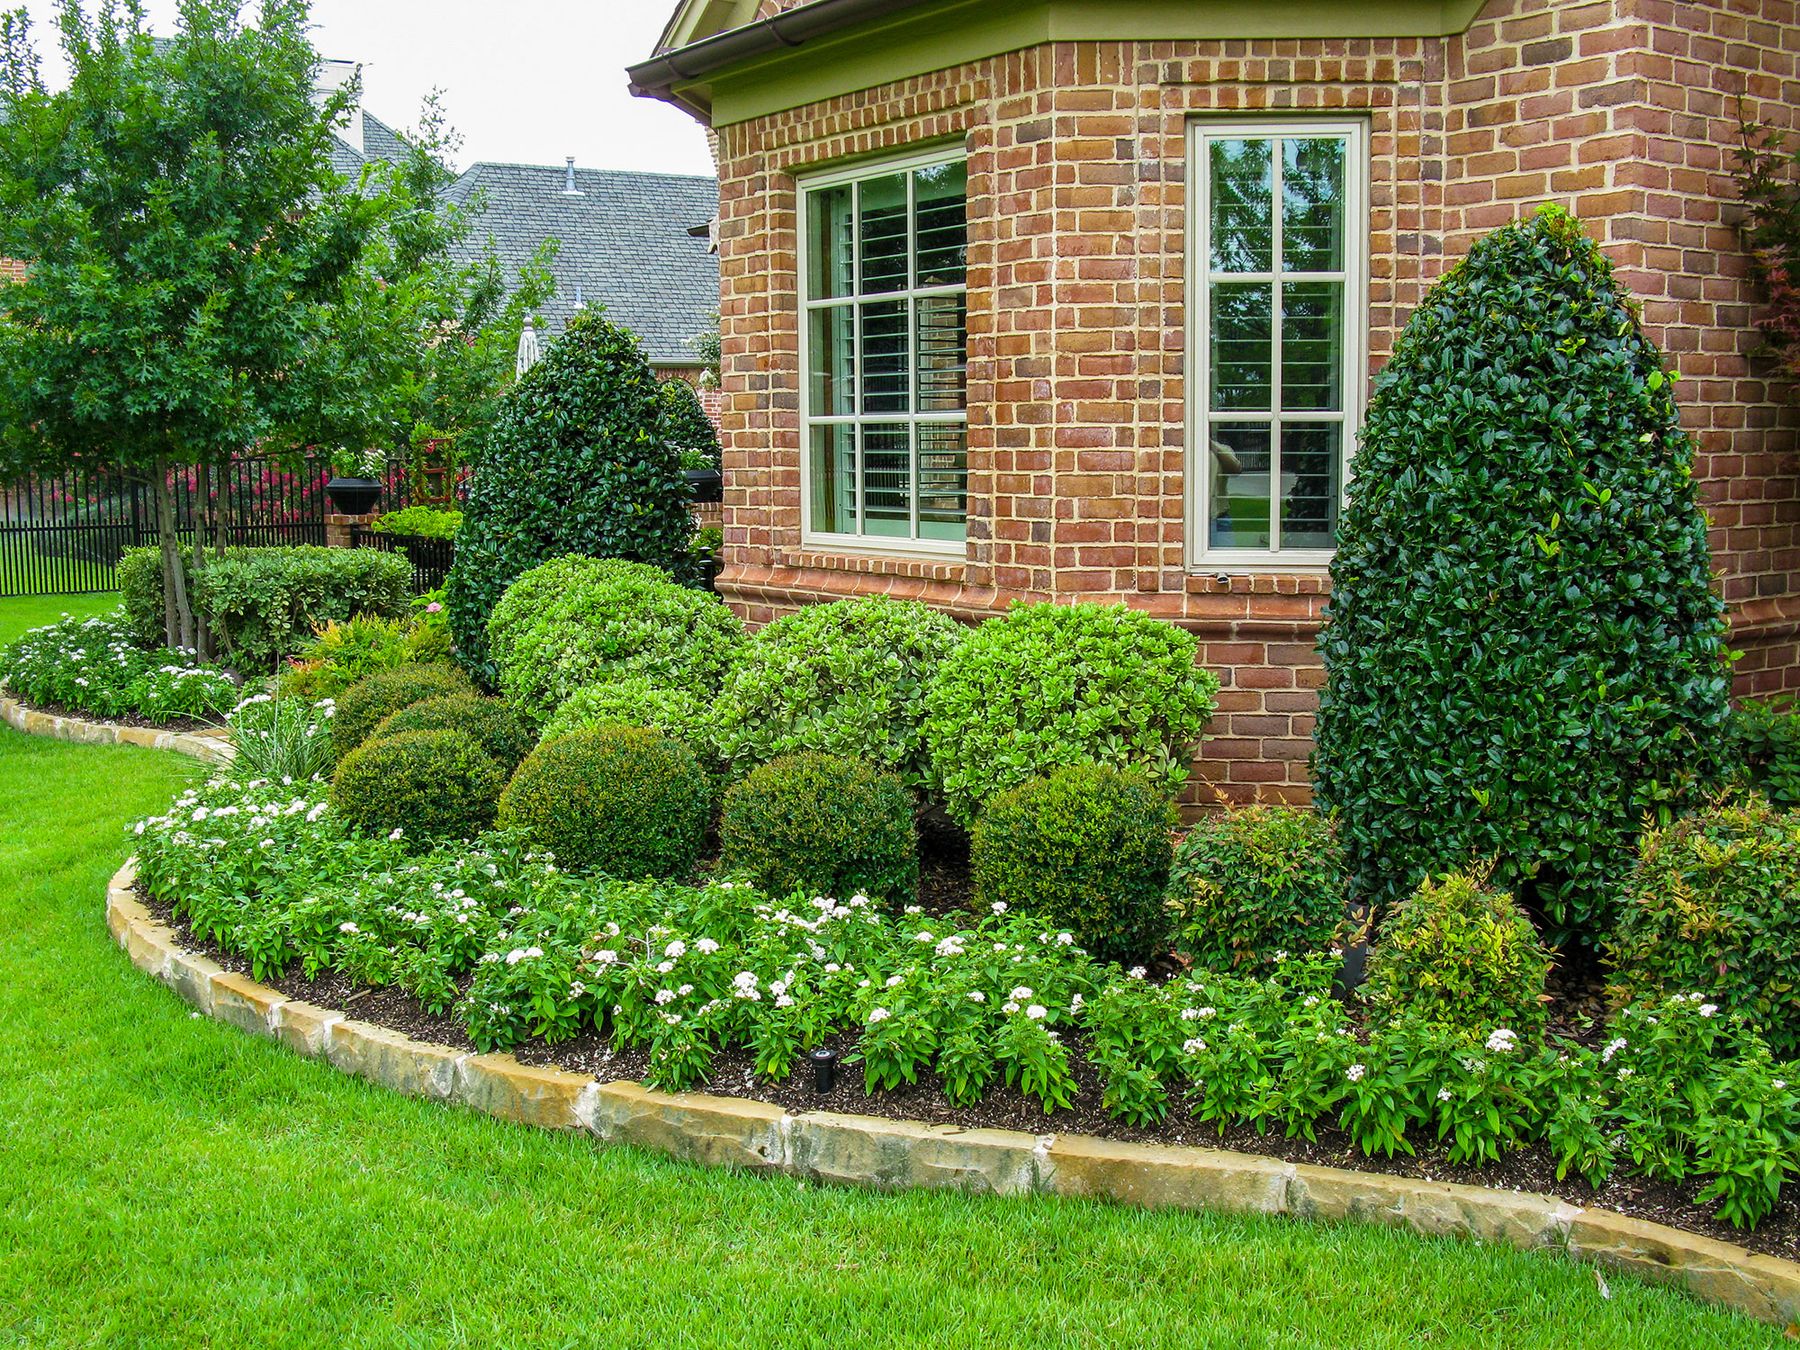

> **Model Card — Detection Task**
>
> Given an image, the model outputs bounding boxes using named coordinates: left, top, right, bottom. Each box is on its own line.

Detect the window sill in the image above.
left=778, top=548, right=968, bottom=584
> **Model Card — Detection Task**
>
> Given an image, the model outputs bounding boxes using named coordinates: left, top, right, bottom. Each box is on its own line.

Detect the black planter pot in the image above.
left=325, top=476, right=383, bottom=516
left=684, top=467, right=723, bottom=504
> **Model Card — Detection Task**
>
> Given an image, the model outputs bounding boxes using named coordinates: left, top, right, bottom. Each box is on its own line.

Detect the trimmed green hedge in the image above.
left=119, top=544, right=412, bottom=671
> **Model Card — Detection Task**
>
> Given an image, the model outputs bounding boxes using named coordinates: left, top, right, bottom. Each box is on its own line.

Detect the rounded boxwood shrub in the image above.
left=970, top=764, right=1177, bottom=964
left=923, top=602, right=1219, bottom=828
left=718, top=753, right=917, bottom=902
left=486, top=555, right=743, bottom=721
left=331, top=663, right=474, bottom=760
left=1606, top=798, right=1800, bottom=1053
left=445, top=313, right=700, bottom=678
left=499, top=726, right=709, bottom=879
left=330, top=729, right=504, bottom=842
left=367, top=694, right=535, bottom=774
left=1312, top=205, right=1733, bottom=932
left=1363, top=870, right=1552, bottom=1036
left=538, top=676, right=715, bottom=761
left=714, top=596, right=963, bottom=789
left=1169, top=805, right=1346, bottom=972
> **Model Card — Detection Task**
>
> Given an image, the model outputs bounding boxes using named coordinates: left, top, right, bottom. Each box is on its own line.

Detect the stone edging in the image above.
left=2, top=693, right=233, bottom=764
left=104, top=860, right=1800, bottom=1331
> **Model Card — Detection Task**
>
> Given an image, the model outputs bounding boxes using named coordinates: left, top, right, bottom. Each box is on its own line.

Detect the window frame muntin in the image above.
left=797, top=144, right=970, bottom=558
left=1185, top=116, right=1369, bottom=572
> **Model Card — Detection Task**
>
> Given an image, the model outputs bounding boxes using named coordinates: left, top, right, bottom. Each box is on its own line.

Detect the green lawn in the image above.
left=0, top=589, right=121, bottom=647
left=0, top=619, right=1786, bottom=1348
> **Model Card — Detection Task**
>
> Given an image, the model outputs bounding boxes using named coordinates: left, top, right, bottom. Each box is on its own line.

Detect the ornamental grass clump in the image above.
left=499, top=726, right=710, bottom=879
left=718, top=753, right=917, bottom=902
left=714, top=596, right=964, bottom=790
left=486, top=555, right=743, bottom=722
left=971, top=764, right=1177, bottom=965
left=1362, top=870, right=1552, bottom=1037
left=1169, top=805, right=1347, bottom=971
left=330, top=729, right=505, bottom=842
left=331, top=663, right=474, bottom=760
left=1606, top=797, right=1800, bottom=1054
left=1312, top=204, right=1733, bottom=933
left=367, top=693, right=535, bottom=775
left=924, top=602, right=1219, bottom=828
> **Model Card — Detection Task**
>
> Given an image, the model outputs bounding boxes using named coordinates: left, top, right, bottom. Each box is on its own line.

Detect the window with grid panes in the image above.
left=800, top=152, right=967, bottom=551
left=1190, top=121, right=1365, bottom=566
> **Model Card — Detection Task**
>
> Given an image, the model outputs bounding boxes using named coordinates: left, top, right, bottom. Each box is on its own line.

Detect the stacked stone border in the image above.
left=1, top=693, right=233, bottom=764
left=104, top=860, right=1800, bottom=1330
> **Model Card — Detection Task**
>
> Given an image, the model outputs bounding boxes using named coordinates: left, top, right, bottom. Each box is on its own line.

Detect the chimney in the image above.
left=563, top=157, right=584, bottom=196
left=314, top=58, right=364, bottom=155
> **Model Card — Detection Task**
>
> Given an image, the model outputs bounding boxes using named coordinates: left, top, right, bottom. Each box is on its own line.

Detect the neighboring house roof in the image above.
left=333, top=111, right=719, bottom=369
left=445, top=162, right=718, bottom=368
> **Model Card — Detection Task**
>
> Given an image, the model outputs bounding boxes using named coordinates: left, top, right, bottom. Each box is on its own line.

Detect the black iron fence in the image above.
left=348, top=527, right=455, bottom=594
left=0, top=456, right=412, bottom=598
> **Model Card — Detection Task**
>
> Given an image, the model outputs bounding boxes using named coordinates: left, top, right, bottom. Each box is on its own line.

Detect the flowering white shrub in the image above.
left=1, top=612, right=236, bottom=721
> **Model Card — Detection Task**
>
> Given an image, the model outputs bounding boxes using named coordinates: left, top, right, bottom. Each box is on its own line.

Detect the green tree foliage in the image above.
left=1313, top=206, right=1733, bottom=932
left=0, top=1, right=397, bottom=651
left=445, top=314, right=698, bottom=676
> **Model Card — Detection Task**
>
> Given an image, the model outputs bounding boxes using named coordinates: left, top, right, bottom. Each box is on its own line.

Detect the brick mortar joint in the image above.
left=101, top=856, right=1800, bottom=1330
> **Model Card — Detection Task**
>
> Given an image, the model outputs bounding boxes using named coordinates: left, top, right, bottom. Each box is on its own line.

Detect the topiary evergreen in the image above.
left=1313, top=205, right=1733, bottom=932
left=445, top=313, right=697, bottom=678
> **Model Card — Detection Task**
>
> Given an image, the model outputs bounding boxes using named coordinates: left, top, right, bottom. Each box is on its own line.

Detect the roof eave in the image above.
left=626, top=0, right=926, bottom=122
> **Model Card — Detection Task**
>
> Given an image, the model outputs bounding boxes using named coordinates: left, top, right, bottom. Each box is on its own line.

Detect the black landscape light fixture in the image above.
left=809, top=1047, right=838, bottom=1094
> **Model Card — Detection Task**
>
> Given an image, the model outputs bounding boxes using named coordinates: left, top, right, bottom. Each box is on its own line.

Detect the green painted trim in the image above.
left=694, top=0, right=1486, bottom=126
left=659, top=0, right=761, bottom=53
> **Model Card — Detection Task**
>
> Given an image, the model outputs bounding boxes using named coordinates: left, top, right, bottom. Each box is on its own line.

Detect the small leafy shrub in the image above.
left=446, top=313, right=698, bottom=675
left=537, top=677, right=715, bottom=764
left=486, top=555, right=742, bottom=720
left=1730, top=698, right=1800, bottom=809
left=499, top=726, right=709, bottom=878
left=714, top=596, right=963, bottom=790
left=331, top=663, right=474, bottom=760
left=1313, top=205, right=1734, bottom=931
left=372, top=505, right=462, bottom=538
left=718, top=753, right=917, bottom=902
left=1169, top=806, right=1346, bottom=971
left=118, top=545, right=185, bottom=647
left=367, top=693, right=535, bottom=774
left=924, top=602, right=1219, bottom=827
left=659, top=375, right=721, bottom=472
left=276, top=614, right=450, bottom=701
left=119, top=545, right=413, bottom=672
left=971, top=765, right=1176, bottom=964
left=1363, top=870, right=1552, bottom=1036
left=228, top=691, right=335, bottom=781
left=1606, top=798, right=1800, bottom=1054
left=0, top=612, right=236, bottom=721
left=330, top=729, right=505, bottom=842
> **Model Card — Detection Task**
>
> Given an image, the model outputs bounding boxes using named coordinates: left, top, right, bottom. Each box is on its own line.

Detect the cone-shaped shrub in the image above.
left=445, top=313, right=697, bottom=678
left=1313, top=205, right=1733, bottom=931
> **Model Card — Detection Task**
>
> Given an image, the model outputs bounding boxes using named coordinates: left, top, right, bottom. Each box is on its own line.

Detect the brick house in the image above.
left=630, top=0, right=1800, bottom=805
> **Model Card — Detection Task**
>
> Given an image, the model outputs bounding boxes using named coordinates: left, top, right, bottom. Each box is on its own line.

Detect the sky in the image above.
left=13, top=0, right=717, bottom=178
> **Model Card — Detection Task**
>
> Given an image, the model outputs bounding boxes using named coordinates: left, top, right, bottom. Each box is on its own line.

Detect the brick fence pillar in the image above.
left=325, top=511, right=377, bottom=548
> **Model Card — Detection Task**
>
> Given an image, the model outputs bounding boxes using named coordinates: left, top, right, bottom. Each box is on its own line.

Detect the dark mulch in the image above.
left=138, top=883, right=1800, bottom=1261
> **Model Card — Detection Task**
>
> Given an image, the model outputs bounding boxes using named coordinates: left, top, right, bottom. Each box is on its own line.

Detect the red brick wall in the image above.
left=710, top=0, right=1800, bottom=805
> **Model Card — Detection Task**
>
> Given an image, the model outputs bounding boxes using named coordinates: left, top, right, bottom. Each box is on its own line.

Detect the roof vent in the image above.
left=563, top=156, right=584, bottom=196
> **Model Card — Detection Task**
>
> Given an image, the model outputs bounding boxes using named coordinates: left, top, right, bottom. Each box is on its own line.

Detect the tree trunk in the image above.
left=153, top=460, right=193, bottom=651
left=192, top=461, right=211, bottom=662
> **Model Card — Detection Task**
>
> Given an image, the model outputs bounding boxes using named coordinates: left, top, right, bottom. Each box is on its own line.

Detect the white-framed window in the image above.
left=798, top=147, right=967, bottom=555
left=1187, top=118, right=1367, bottom=569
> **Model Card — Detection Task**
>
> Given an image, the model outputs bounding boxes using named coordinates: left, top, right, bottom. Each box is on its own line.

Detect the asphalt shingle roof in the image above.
left=445, top=162, right=718, bottom=367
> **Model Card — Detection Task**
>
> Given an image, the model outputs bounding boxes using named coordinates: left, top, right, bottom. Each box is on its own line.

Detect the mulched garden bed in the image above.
left=139, top=875, right=1800, bottom=1262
